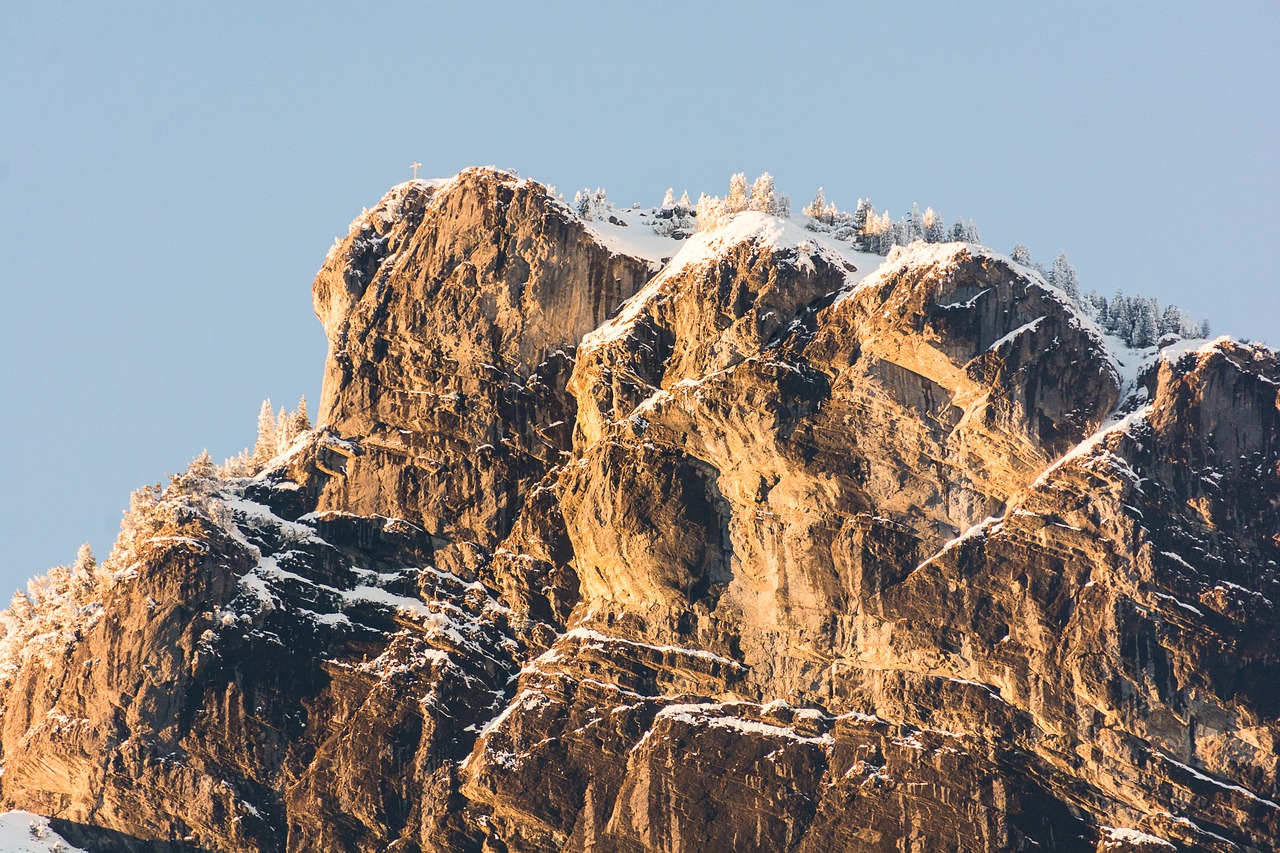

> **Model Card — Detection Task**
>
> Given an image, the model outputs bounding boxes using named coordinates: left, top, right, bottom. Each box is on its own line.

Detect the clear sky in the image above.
left=2, top=2, right=1277, bottom=595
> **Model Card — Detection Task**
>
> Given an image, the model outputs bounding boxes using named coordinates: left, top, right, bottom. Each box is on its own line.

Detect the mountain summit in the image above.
left=1, top=167, right=1277, bottom=852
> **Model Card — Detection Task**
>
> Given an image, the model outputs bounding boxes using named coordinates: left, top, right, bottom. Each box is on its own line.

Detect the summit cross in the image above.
left=410, top=162, right=422, bottom=180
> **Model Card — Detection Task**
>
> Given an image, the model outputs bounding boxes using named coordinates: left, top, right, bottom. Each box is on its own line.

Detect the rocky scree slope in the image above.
left=0, top=167, right=1277, bottom=853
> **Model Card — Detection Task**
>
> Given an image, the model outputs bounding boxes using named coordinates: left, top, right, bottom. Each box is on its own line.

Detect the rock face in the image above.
left=1, top=167, right=1278, bottom=852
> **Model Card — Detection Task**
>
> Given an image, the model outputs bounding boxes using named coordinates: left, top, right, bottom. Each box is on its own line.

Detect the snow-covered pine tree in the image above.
left=6, top=590, right=33, bottom=623
left=908, top=203, right=925, bottom=243
left=866, top=210, right=892, bottom=254
left=188, top=449, right=215, bottom=480
left=1088, top=291, right=1109, bottom=325
left=852, top=199, right=871, bottom=235
left=663, top=188, right=675, bottom=208
left=1011, top=243, right=1033, bottom=266
left=653, top=191, right=697, bottom=237
left=890, top=219, right=910, bottom=249
left=291, top=396, right=310, bottom=435
left=73, top=542, right=96, bottom=574
left=923, top=207, right=946, bottom=243
left=275, top=406, right=291, bottom=453
left=69, top=542, right=99, bottom=599
left=1159, top=304, right=1185, bottom=337
left=1132, top=300, right=1158, bottom=348
left=695, top=192, right=724, bottom=231
left=749, top=173, right=776, bottom=214
left=1108, top=290, right=1131, bottom=339
left=592, top=187, right=611, bottom=216
left=1050, top=253, right=1080, bottom=301
left=218, top=449, right=253, bottom=479
left=252, top=400, right=277, bottom=468
left=725, top=173, right=749, bottom=216
left=109, top=482, right=163, bottom=568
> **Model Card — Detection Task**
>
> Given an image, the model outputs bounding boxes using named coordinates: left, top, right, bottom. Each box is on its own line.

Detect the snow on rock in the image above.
left=581, top=210, right=882, bottom=351
left=988, top=316, right=1046, bottom=352
left=580, top=205, right=685, bottom=267
left=0, top=812, right=89, bottom=853
left=1100, top=826, right=1176, bottom=850
left=654, top=701, right=834, bottom=746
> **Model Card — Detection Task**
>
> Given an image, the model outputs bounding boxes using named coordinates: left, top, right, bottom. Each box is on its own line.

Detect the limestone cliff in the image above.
left=0, top=167, right=1276, bottom=852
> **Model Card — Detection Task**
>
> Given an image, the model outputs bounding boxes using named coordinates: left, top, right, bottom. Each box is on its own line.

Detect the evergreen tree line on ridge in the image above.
left=0, top=395, right=314, bottom=657
left=577, top=174, right=1211, bottom=350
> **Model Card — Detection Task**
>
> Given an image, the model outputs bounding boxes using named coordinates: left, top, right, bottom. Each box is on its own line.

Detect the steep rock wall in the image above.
left=0, top=170, right=1276, bottom=853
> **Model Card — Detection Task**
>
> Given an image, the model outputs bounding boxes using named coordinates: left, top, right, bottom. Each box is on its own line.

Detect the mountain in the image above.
left=1, top=167, right=1277, bottom=852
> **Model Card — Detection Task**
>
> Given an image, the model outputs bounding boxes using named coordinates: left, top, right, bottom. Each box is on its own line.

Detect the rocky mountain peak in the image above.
left=1, top=170, right=1276, bottom=852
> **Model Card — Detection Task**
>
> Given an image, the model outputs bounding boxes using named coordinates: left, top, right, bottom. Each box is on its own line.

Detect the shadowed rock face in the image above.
left=1, top=168, right=1277, bottom=853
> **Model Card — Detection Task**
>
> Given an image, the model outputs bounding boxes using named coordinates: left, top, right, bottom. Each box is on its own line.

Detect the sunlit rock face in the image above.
left=1, top=168, right=1277, bottom=853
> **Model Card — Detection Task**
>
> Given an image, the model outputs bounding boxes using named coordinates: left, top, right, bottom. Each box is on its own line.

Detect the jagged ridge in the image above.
left=0, top=167, right=1277, bottom=853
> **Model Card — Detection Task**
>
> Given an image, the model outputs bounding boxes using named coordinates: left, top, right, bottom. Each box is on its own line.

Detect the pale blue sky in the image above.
left=2, top=2, right=1277, bottom=594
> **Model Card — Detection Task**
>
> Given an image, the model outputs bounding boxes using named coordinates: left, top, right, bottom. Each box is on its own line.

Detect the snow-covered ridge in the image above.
left=585, top=207, right=884, bottom=276
left=580, top=210, right=884, bottom=352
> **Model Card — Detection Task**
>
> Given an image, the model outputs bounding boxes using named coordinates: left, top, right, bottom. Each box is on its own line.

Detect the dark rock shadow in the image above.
left=47, top=819, right=220, bottom=853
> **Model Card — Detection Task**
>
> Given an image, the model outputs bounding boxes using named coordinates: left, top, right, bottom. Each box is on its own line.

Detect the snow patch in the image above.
left=988, top=316, right=1046, bottom=352
left=563, top=627, right=742, bottom=668
left=655, top=702, right=833, bottom=746
left=1160, top=753, right=1280, bottom=810
left=1101, top=826, right=1175, bottom=849
left=0, top=812, right=90, bottom=853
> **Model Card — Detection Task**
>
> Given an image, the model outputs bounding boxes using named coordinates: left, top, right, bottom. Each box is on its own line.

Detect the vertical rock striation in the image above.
left=0, top=168, right=1276, bottom=852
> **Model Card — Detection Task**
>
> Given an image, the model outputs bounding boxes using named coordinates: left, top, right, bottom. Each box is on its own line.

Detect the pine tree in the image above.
left=774, top=192, right=791, bottom=218
left=678, top=191, right=691, bottom=208
left=593, top=187, right=610, bottom=215
left=866, top=210, right=894, bottom=254
left=189, top=449, right=215, bottom=479
left=852, top=199, right=871, bottom=234
left=7, top=591, right=33, bottom=623
left=1159, top=305, right=1185, bottom=337
left=890, top=219, right=910, bottom=249
left=725, top=173, right=749, bottom=215
left=663, top=187, right=675, bottom=208
left=1011, top=243, right=1033, bottom=266
left=275, top=406, right=291, bottom=454
left=69, top=543, right=98, bottom=600
left=749, top=173, right=776, bottom=214
left=252, top=400, right=277, bottom=468
left=1108, top=290, right=1131, bottom=339
left=803, top=188, right=824, bottom=222
left=110, top=481, right=163, bottom=566
left=73, top=543, right=96, bottom=574
left=291, top=395, right=310, bottom=434
left=695, top=192, right=724, bottom=231
left=908, top=203, right=925, bottom=243
left=1050, top=253, right=1080, bottom=301
left=1089, top=291, right=1110, bottom=325
left=1132, top=300, right=1158, bottom=348
left=922, top=207, right=946, bottom=243
left=218, top=449, right=253, bottom=478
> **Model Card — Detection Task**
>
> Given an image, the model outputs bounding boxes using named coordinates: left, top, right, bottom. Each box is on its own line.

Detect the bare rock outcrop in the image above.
left=0, top=169, right=1276, bottom=852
